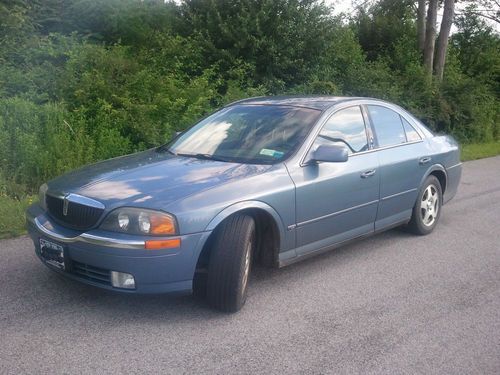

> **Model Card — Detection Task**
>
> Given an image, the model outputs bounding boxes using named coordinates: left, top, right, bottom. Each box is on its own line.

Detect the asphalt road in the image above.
left=1, top=156, right=499, bottom=374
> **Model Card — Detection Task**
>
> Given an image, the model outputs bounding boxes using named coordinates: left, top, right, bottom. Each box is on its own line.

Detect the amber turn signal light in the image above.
left=144, top=238, right=181, bottom=250
left=149, top=213, right=176, bottom=235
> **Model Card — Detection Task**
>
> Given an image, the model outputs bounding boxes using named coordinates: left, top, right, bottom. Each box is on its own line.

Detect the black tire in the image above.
left=408, top=175, right=443, bottom=235
left=206, top=214, right=255, bottom=312
left=192, top=271, right=208, bottom=299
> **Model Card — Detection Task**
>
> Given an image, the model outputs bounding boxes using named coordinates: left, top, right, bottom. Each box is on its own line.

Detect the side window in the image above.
left=367, top=105, right=406, bottom=147
left=315, top=106, right=368, bottom=154
left=401, top=116, right=422, bottom=142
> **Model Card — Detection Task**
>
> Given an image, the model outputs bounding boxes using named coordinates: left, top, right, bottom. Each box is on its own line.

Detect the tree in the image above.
left=181, top=0, right=333, bottom=88
left=434, top=0, right=455, bottom=81
left=460, top=0, right=500, bottom=25
left=417, top=0, right=426, bottom=52
left=451, top=6, right=500, bottom=85
left=423, top=0, right=438, bottom=76
left=354, top=0, right=416, bottom=62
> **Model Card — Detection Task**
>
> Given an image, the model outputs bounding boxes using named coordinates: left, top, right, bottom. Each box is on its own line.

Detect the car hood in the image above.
left=47, top=149, right=273, bottom=209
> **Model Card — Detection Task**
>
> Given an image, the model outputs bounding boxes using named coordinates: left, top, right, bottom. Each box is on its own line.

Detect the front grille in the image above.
left=46, top=194, right=104, bottom=230
left=71, top=261, right=111, bottom=285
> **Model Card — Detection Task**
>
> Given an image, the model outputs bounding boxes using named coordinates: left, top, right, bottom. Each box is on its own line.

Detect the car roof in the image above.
left=228, top=96, right=369, bottom=111
left=226, top=95, right=434, bottom=138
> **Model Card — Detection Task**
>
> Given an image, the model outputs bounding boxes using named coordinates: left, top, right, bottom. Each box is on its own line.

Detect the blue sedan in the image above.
left=27, top=96, right=462, bottom=312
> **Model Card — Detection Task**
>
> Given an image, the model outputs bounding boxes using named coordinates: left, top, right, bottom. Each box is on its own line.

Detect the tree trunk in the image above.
left=417, top=0, right=426, bottom=52
left=423, top=0, right=438, bottom=76
left=434, top=0, right=455, bottom=81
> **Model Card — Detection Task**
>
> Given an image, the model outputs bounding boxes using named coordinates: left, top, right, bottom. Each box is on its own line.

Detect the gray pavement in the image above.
left=1, top=156, right=499, bottom=374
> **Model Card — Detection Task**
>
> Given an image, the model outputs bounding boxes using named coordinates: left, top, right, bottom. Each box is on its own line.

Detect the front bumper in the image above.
left=26, top=204, right=211, bottom=294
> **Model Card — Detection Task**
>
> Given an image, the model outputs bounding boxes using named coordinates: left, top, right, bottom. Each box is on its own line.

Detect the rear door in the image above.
left=365, top=104, right=429, bottom=230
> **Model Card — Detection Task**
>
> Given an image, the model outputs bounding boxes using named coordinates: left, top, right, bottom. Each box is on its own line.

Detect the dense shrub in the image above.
left=0, top=0, right=498, bottom=198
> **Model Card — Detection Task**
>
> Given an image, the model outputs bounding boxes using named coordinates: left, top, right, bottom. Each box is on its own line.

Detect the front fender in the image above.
left=205, top=200, right=287, bottom=251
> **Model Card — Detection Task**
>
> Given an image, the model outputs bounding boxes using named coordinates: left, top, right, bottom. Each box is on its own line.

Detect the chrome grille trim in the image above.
left=46, top=193, right=104, bottom=230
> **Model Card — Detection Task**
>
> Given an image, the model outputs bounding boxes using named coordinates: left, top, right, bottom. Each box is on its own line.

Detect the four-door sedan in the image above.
left=27, top=96, right=462, bottom=312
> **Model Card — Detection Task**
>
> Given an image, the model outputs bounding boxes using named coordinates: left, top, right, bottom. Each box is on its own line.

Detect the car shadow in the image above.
left=251, top=227, right=415, bottom=285
left=11, top=228, right=415, bottom=323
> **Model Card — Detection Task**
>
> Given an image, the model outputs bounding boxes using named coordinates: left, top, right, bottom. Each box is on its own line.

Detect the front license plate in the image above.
left=39, top=238, right=65, bottom=270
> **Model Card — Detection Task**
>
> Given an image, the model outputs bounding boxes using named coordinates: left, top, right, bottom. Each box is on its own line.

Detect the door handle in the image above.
left=419, top=156, right=432, bottom=165
left=361, top=169, right=376, bottom=178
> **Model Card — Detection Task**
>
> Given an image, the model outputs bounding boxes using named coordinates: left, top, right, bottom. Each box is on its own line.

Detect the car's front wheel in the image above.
left=206, top=214, right=255, bottom=312
left=408, top=175, right=443, bottom=235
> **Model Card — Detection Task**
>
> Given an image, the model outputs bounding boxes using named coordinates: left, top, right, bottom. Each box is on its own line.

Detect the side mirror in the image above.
left=309, top=144, right=348, bottom=163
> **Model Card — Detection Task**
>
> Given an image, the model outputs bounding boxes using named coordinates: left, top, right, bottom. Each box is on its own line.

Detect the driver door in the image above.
left=287, top=106, right=380, bottom=254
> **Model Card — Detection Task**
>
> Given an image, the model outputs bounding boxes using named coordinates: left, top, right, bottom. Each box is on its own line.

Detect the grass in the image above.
left=0, top=195, right=36, bottom=239
left=0, top=141, right=499, bottom=240
left=461, top=141, right=500, bottom=161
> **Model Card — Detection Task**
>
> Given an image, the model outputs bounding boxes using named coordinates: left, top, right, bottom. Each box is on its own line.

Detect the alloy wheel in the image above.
left=420, top=184, right=439, bottom=226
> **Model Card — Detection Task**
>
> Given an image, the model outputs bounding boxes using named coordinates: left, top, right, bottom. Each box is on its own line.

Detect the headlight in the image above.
left=118, top=212, right=130, bottom=230
left=100, top=208, right=178, bottom=236
left=39, top=183, right=48, bottom=210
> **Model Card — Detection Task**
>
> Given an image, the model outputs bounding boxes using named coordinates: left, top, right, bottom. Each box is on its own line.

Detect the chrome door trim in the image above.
left=350, top=140, right=424, bottom=157
left=380, top=188, right=418, bottom=201
left=295, top=199, right=379, bottom=228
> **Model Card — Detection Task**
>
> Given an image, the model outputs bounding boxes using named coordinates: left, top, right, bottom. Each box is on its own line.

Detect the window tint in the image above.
left=367, top=105, right=406, bottom=147
left=315, top=106, right=368, bottom=154
left=401, top=116, right=422, bottom=142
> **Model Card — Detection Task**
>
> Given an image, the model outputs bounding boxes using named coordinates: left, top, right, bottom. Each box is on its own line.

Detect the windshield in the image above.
left=165, top=104, right=321, bottom=164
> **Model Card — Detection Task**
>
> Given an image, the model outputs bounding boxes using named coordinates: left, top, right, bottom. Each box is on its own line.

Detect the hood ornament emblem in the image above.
left=63, top=195, right=69, bottom=216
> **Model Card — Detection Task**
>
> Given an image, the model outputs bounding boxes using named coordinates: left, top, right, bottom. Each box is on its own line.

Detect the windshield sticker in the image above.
left=260, top=148, right=284, bottom=158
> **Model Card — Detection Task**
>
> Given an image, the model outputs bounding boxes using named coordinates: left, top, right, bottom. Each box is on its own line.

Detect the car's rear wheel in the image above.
left=408, top=175, right=442, bottom=235
left=206, top=214, right=255, bottom=312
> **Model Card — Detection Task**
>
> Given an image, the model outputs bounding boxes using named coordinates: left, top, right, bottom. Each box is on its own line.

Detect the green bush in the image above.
left=0, top=0, right=498, bottom=203
left=0, top=194, right=36, bottom=239
left=0, top=98, right=94, bottom=191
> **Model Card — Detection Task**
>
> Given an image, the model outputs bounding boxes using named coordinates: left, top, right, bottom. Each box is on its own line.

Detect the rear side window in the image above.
left=401, top=116, right=422, bottom=142
left=367, top=105, right=406, bottom=147
left=316, top=106, right=368, bottom=154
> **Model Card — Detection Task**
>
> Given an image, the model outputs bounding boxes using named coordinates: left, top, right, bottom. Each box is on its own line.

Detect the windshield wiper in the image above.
left=175, top=152, right=235, bottom=163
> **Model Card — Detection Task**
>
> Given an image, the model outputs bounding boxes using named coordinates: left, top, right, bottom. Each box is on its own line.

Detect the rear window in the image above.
left=367, top=105, right=406, bottom=147
left=401, top=116, right=422, bottom=142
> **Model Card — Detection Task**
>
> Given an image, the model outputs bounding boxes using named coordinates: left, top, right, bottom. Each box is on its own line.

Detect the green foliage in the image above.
left=355, top=0, right=416, bottom=62
left=60, top=40, right=218, bottom=146
left=29, top=0, right=180, bottom=44
left=0, top=194, right=35, bottom=239
left=0, top=0, right=498, bottom=207
left=440, top=53, right=499, bottom=142
left=451, top=6, right=500, bottom=91
left=181, top=0, right=333, bottom=88
left=0, top=98, right=95, bottom=189
left=461, top=142, right=500, bottom=161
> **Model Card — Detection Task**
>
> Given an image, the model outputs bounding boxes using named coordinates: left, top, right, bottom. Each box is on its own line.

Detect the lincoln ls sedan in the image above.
left=27, top=96, right=462, bottom=312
